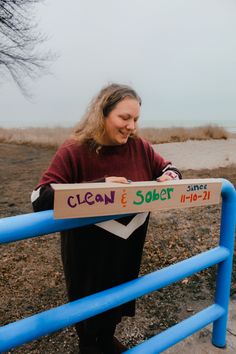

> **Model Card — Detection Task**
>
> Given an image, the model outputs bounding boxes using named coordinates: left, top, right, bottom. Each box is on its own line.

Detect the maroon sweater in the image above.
left=38, top=137, right=173, bottom=184
left=33, top=136, right=180, bottom=210
left=32, top=136, right=181, bottom=329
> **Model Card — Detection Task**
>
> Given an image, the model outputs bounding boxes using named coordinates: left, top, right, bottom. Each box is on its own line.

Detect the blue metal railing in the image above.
left=0, top=178, right=235, bottom=353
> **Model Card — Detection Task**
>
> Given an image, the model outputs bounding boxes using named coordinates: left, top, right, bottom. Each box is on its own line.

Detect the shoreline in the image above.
left=153, top=138, right=236, bottom=171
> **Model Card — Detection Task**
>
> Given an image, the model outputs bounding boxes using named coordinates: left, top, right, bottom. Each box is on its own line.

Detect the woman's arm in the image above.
left=31, top=185, right=54, bottom=212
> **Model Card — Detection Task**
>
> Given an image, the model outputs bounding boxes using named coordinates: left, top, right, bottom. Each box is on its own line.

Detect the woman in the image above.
left=31, top=83, right=182, bottom=354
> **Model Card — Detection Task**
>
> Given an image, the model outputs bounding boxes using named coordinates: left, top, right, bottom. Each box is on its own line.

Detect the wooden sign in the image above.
left=51, top=179, right=222, bottom=219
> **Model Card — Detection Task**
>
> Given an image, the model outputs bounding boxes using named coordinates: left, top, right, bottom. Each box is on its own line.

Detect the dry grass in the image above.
left=0, top=124, right=229, bottom=147
left=139, top=125, right=229, bottom=144
left=0, top=127, right=72, bottom=148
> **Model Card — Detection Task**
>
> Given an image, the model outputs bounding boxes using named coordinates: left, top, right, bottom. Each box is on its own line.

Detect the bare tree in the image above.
left=0, top=0, right=49, bottom=95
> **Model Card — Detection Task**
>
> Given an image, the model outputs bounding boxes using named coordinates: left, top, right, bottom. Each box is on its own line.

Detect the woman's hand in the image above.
left=105, top=176, right=130, bottom=184
left=156, top=174, right=173, bottom=182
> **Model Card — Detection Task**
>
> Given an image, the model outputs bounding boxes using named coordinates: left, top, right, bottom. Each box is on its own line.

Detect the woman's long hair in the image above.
left=71, top=83, right=141, bottom=147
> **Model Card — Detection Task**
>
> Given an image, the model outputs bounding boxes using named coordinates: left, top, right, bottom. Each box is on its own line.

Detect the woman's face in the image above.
left=102, top=97, right=140, bottom=145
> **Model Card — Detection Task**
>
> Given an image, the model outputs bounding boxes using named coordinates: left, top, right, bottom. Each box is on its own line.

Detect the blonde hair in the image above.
left=71, top=83, right=141, bottom=148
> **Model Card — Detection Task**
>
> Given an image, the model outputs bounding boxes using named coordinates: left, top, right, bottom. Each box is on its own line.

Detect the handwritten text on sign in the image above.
left=52, top=179, right=222, bottom=219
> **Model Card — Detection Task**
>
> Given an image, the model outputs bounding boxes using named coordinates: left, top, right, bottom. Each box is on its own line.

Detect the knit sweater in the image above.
left=32, top=136, right=181, bottom=211
left=32, top=136, right=181, bottom=331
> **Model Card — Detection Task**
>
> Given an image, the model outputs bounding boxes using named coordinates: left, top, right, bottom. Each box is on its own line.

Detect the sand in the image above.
left=153, top=138, right=236, bottom=170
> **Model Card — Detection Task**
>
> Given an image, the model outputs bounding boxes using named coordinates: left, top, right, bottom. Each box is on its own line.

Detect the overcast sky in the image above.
left=0, top=0, right=236, bottom=128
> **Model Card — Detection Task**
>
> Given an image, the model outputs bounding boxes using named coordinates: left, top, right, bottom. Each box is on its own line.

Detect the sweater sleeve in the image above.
left=36, top=144, right=76, bottom=187
left=31, top=142, right=106, bottom=212
left=31, top=142, right=76, bottom=212
left=31, top=185, right=54, bottom=212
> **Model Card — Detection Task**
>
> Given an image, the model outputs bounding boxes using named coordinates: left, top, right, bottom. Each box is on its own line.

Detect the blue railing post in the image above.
left=212, top=179, right=236, bottom=348
left=0, top=178, right=235, bottom=352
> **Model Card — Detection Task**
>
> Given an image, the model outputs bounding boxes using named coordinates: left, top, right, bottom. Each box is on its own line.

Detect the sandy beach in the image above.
left=154, top=138, right=236, bottom=170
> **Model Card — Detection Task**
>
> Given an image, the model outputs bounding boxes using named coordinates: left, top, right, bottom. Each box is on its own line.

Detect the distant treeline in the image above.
left=0, top=125, right=229, bottom=148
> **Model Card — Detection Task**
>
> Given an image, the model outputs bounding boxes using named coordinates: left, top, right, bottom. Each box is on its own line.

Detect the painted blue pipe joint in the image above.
left=0, top=178, right=235, bottom=353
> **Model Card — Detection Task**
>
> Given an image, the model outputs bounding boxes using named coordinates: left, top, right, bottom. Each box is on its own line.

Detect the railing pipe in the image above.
left=0, top=211, right=129, bottom=244
left=0, top=246, right=229, bottom=352
left=0, top=179, right=235, bottom=353
left=125, top=304, right=225, bottom=353
left=212, top=179, right=236, bottom=348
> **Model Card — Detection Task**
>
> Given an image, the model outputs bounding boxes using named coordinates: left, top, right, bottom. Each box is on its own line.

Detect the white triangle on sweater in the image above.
left=95, top=212, right=149, bottom=239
